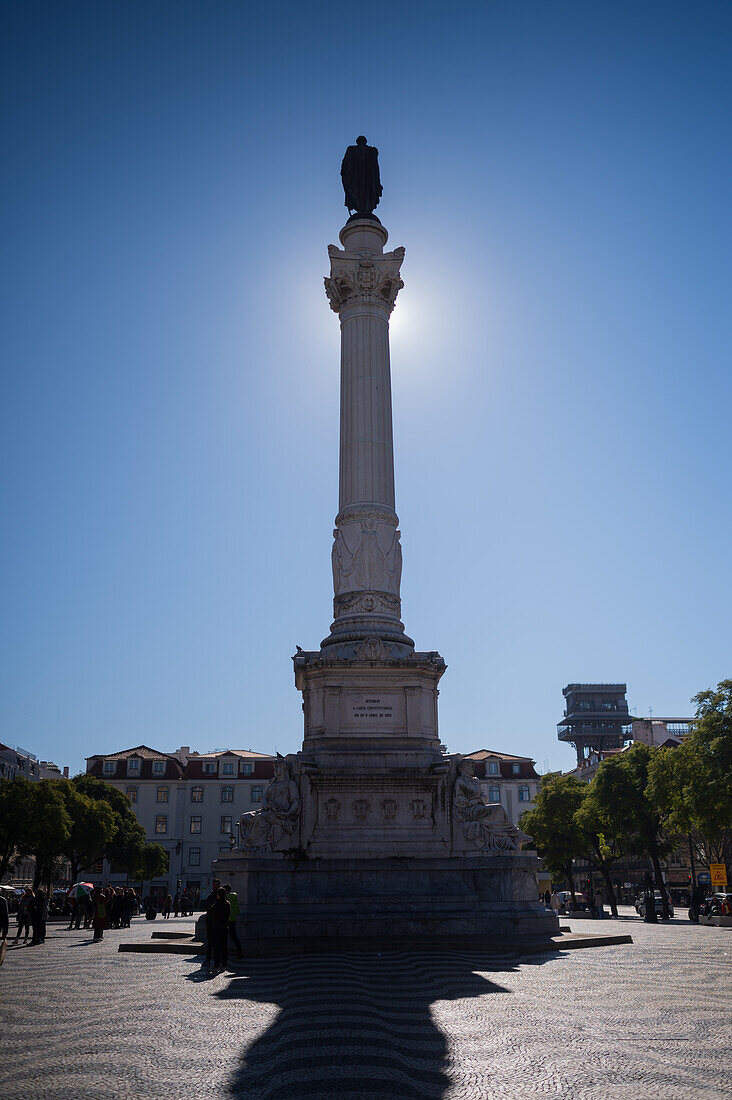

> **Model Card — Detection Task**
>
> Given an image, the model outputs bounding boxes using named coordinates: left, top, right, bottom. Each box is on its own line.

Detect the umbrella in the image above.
left=67, top=882, right=94, bottom=899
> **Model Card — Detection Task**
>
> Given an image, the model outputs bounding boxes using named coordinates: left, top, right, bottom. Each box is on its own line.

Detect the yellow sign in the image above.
left=710, top=863, right=727, bottom=888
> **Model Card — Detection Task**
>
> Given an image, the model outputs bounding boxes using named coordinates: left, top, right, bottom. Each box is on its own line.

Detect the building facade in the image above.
left=86, top=745, right=275, bottom=904
left=464, top=749, right=541, bottom=826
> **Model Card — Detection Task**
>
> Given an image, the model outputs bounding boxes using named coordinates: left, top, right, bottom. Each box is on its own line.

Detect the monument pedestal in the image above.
left=213, top=851, right=553, bottom=945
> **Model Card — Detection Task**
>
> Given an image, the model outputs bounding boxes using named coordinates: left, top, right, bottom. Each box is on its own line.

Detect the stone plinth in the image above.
left=213, top=851, right=555, bottom=944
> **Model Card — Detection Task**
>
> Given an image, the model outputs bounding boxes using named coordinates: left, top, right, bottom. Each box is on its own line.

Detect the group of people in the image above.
left=6, top=887, right=49, bottom=945
left=158, top=891, right=194, bottom=918
left=202, top=878, right=242, bottom=973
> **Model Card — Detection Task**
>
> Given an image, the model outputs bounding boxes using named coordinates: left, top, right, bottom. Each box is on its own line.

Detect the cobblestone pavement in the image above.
left=0, top=908, right=729, bottom=1099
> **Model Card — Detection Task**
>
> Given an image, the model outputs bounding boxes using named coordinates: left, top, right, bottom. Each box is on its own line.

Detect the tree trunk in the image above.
left=599, top=863, right=618, bottom=917
left=650, top=845, right=670, bottom=919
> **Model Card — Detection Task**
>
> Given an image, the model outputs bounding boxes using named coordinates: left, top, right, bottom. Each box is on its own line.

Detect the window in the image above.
left=202, top=762, right=216, bottom=775
left=156, top=786, right=169, bottom=803
left=488, top=785, right=500, bottom=803
left=127, top=758, right=140, bottom=774
left=152, top=760, right=165, bottom=775
left=221, top=786, right=234, bottom=802
left=240, top=762, right=253, bottom=776
left=103, top=761, right=115, bottom=775
left=512, top=763, right=521, bottom=775
left=251, top=786, right=263, bottom=803
left=220, top=816, right=232, bottom=834
left=191, top=786, right=203, bottom=803
left=155, top=815, right=168, bottom=834
left=190, top=816, right=202, bottom=834
left=487, top=761, right=499, bottom=775
left=126, top=786, right=138, bottom=803
left=222, top=762, right=234, bottom=776
left=219, top=846, right=231, bottom=853
left=189, top=847, right=201, bottom=867
left=518, top=785, right=530, bottom=802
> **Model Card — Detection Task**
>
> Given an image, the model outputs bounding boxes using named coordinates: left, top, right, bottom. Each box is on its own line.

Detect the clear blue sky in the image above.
left=2, top=1, right=730, bottom=777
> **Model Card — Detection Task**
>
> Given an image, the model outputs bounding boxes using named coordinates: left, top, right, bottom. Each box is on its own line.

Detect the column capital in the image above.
left=324, top=227, right=405, bottom=317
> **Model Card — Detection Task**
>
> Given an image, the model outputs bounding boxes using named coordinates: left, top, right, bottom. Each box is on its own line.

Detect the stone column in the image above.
left=322, top=219, right=413, bottom=651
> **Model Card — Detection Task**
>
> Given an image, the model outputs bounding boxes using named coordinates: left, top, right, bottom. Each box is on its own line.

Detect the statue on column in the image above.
left=453, top=759, right=532, bottom=851
left=341, top=136, right=383, bottom=219
left=239, top=756, right=301, bottom=851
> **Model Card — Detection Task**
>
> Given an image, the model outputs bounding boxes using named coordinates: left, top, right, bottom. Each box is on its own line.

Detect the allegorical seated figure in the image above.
left=239, top=756, right=301, bottom=851
left=453, top=759, right=532, bottom=852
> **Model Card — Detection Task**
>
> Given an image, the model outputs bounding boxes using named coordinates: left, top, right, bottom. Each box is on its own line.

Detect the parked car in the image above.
left=556, top=890, right=588, bottom=913
left=635, top=891, right=674, bottom=918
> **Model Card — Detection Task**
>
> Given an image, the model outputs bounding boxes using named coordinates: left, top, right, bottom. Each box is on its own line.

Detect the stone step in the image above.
left=118, top=931, right=632, bottom=958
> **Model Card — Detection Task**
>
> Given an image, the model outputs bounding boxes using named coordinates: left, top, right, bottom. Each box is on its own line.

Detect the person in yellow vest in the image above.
left=223, top=883, right=243, bottom=958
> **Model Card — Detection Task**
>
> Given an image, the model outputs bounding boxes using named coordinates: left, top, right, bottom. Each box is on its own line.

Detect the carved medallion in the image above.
left=357, top=262, right=378, bottom=290
left=381, top=798, right=398, bottom=822
left=357, top=637, right=390, bottom=662
left=323, top=797, right=341, bottom=824
left=409, top=798, right=428, bottom=820
left=352, top=798, right=370, bottom=822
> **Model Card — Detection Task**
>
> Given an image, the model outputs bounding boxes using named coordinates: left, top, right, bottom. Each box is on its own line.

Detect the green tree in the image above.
left=129, top=843, right=169, bottom=899
left=0, top=778, right=35, bottom=881
left=25, top=781, right=72, bottom=888
left=591, top=742, right=673, bottom=919
left=575, top=789, right=622, bottom=917
left=648, top=679, right=732, bottom=877
left=72, top=774, right=147, bottom=874
left=520, top=773, right=587, bottom=905
left=56, top=780, right=117, bottom=883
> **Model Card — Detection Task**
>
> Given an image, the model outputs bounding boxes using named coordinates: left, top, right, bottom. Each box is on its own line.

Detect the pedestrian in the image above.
left=67, top=897, right=77, bottom=930
left=180, top=889, right=188, bottom=917
left=594, top=888, right=604, bottom=919
left=30, top=888, right=48, bottom=944
left=202, top=878, right=221, bottom=970
left=15, top=888, right=33, bottom=942
left=92, top=886, right=108, bottom=942
left=162, top=894, right=172, bottom=920
left=223, top=883, right=243, bottom=958
left=0, top=891, right=9, bottom=962
left=173, top=892, right=180, bottom=918
left=543, top=889, right=551, bottom=907
left=209, top=887, right=231, bottom=973
left=550, top=891, right=560, bottom=914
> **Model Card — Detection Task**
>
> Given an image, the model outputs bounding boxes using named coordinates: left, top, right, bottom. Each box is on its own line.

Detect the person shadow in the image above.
left=215, top=946, right=557, bottom=1099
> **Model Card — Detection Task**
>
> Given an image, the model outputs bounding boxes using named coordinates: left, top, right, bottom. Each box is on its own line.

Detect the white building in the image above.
left=86, top=744, right=274, bottom=904
left=463, top=749, right=541, bottom=825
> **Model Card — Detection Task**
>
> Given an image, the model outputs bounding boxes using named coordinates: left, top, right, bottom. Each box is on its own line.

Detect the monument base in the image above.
left=210, top=850, right=559, bottom=944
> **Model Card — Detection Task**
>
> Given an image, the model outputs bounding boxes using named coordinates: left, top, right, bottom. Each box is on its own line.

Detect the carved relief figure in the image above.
left=239, top=757, right=301, bottom=851
left=324, top=797, right=341, bottom=824
left=331, top=518, right=402, bottom=598
left=409, top=799, right=428, bottom=820
left=453, top=760, right=531, bottom=852
left=352, top=799, right=370, bottom=822
left=381, top=798, right=398, bottom=822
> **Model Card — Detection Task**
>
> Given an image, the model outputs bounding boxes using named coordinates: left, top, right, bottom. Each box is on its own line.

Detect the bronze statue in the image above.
left=341, top=136, right=382, bottom=219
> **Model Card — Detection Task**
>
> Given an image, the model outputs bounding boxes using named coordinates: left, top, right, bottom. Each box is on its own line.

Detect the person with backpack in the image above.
left=15, top=888, right=32, bottom=942
left=223, top=883, right=243, bottom=958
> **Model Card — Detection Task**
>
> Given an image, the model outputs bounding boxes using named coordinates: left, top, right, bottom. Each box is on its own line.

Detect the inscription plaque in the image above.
left=344, top=691, right=402, bottom=729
